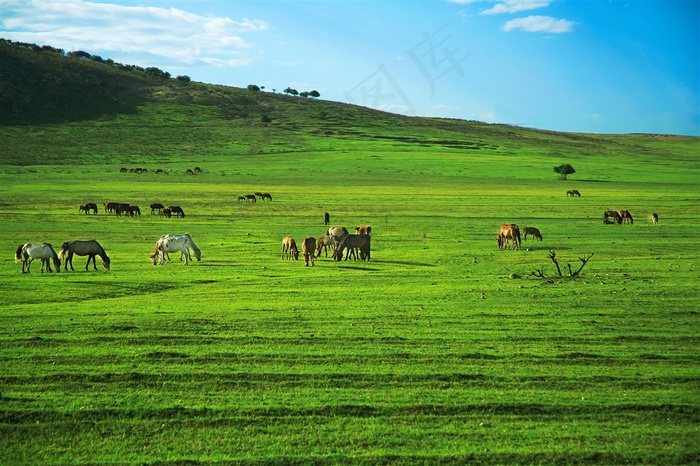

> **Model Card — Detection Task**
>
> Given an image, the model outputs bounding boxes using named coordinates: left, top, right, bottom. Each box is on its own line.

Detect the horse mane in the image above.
left=14, top=244, right=25, bottom=261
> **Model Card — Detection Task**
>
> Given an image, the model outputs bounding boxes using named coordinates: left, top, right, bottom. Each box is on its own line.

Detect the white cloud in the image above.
left=472, top=110, right=499, bottom=123
left=502, top=15, right=575, bottom=33
left=0, top=0, right=269, bottom=67
left=482, top=0, right=550, bottom=15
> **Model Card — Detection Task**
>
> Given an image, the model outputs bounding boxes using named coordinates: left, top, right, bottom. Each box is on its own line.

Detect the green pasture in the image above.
left=1, top=98, right=699, bottom=463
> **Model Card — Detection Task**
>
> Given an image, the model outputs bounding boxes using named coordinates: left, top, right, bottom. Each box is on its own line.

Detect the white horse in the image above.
left=151, top=234, right=201, bottom=265
left=15, top=243, right=61, bottom=273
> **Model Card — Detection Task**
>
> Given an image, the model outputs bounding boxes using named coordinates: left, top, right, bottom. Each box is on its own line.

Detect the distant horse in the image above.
left=150, top=203, right=165, bottom=214
left=85, top=203, right=98, bottom=214
left=302, top=237, right=316, bottom=266
left=567, top=189, right=581, bottom=197
left=604, top=210, right=622, bottom=224
left=261, top=193, right=272, bottom=201
left=334, top=234, right=371, bottom=261
left=128, top=205, right=141, bottom=217
left=497, top=224, right=521, bottom=250
left=324, top=212, right=330, bottom=226
left=169, top=206, right=185, bottom=217
left=104, top=202, right=119, bottom=213
left=282, top=237, right=299, bottom=260
left=159, top=208, right=172, bottom=218
left=194, top=166, right=202, bottom=174
left=245, top=194, right=257, bottom=203
left=523, top=226, right=543, bottom=241
left=315, top=235, right=335, bottom=257
left=186, top=169, right=194, bottom=175
left=254, top=192, right=263, bottom=200
left=652, top=213, right=658, bottom=225
left=79, top=205, right=88, bottom=214
left=15, top=243, right=61, bottom=273
left=116, top=203, right=131, bottom=216
left=618, top=210, right=634, bottom=224
left=151, top=234, right=202, bottom=266
left=237, top=196, right=246, bottom=202
left=355, top=225, right=372, bottom=235
left=59, top=240, right=111, bottom=271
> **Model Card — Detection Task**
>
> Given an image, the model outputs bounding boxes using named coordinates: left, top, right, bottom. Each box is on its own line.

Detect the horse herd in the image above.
left=282, top=225, right=372, bottom=266
left=77, top=202, right=187, bottom=218
left=15, top=240, right=111, bottom=273
left=237, top=192, right=273, bottom=203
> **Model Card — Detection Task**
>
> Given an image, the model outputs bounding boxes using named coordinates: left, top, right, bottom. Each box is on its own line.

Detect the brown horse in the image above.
left=104, top=202, right=119, bottom=213
left=159, top=208, right=172, bottom=218
left=315, top=235, right=335, bottom=257
left=497, top=224, right=521, bottom=250
left=652, top=213, right=658, bottom=225
left=618, top=210, right=634, bottom=224
left=59, top=240, right=111, bottom=271
left=150, top=203, right=165, bottom=214
left=324, top=212, right=330, bottom=226
left=245, top=194, right=257, bottom=203
left=604, top=210, right=622, bottom=224
left=169, top=206, right=185, bottom=217
left=282, top=237, right=299, bottom=260
left=355, top=225, right=372, bottom=235
left=261, top=193, right=272, bottom=201
left=523, top=226, right=542, bottom=241
left=302, top=237, right=316, bottom=266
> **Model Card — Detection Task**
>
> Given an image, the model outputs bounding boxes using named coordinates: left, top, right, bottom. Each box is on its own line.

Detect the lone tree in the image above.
left=553, top=163, right=576, bottom=180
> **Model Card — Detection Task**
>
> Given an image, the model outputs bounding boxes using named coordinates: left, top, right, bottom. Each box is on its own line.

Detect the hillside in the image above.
left=1, top=38, right=698, bottom=167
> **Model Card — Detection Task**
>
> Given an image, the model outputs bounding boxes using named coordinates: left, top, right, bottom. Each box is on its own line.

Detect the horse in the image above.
left=315, top=235, right=335, bottom=257
left=150, top=203, right=165, bottom=214
left=497, top=224, right=521, bottom=250
left=327, top=226, right=349, bottom=251
left=302, top=237, right=316, bottom=266
left=324, top=212, right=330, bottom=226
left=355, top=225, right=372, bottom=235
left=245, top=194, right=257, bottom=203
left=151, top=234, right=201, bottom=266
left=128, top=205, right=141, bottom=217
left=79, top=205, right=88, bottom=214
left=652, top=213, right=658, bottom=225
left=116, top=203, right=131, bottom=216
left=186, top=169, right=194, bottom=175
left=15, top=243, right=61, bottom=273
left=104, top=202, right=119, bottom=213
left=254, top=192, right=263, bottom=199
left=282, top=237, right=299, bottom=260
left=523, top=226, right=543, bottom=241
left=237, top=196, right=246, bottom=202
left=159, top=208, right=172, bottom=218
left=194, top=166, right=202, bottom=174
left=618, top=210, right=634, bottom=224
left=333, top=234, right=371, bottom=261
left=261, top=193, right=272, bottom=201
left=566, top=189, right=581, bottom=197
left=168, top=206, right=185, bottom=217
left=59, top=240, right=110, bottom=271
left=604, top=210, right=622, bottom=224
left=84, top=203, right=98, bottom=214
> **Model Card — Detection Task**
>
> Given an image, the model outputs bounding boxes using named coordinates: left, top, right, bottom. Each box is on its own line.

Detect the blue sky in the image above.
left=1, top=0, right=698, bottom=135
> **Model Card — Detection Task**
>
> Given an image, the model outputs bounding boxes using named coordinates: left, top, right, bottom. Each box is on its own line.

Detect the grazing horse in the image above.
left=355, top=225, right=372, bottom=235
left=254, top=192, right=263, bottom=200
left=245, top=194, right=257, bottom=203
left=327, top=226, right=349, bottom=252
left=128, top=205, right=141, bottom=217
left=282, top=237, right=299, bottom=260
left=566, top=189, right=581, bottom=197
left=315, top=235, right=335, bottom=257
left=324, top=212, right=330, bottom=226
left=302, top=236, right=316, bottom=266
left=497, top=224, right=521, bottom=250
left=79, top=205, right=88, bottom=214
left=237, top=196, right=246, bottom=202
left=523, top=226, right=543, bottom=241
left=59, top=240, right=111, bottom=271
left=186, top=169, right=194, bottom=175
left=104, top=202, right=119, bottom=213
left=333, top=234, right=371, bottom=261
left=618, top=210, right=634, bottom=224
left=151, top=234, right=202, bottom=266
left=194, top=166, right=202, bottom=174
left=604, top=210, right=622, bottom=224
left=261, top=193, right=272, bottom=201
left=159, top=208, right=172, bottom=218
left=15, top=243, right=61, bottom=273
left=150, top=203, right=165, bottom=214
left=116, top=203, right=131, bottom=216
left=168, top=206, right=185, bottom=217
left=85, top=203, right=98, bottom=214
left=652, top=213, right=658, bottom=225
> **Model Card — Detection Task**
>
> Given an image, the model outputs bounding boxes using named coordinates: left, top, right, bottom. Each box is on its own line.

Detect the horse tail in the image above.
left=15, top=244, right=25, bottom=261
left=58, top=244, right=68, bottom=261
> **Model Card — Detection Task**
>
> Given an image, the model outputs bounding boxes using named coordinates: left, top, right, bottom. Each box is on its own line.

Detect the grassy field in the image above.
left=1, top=43, right=699, bottom=463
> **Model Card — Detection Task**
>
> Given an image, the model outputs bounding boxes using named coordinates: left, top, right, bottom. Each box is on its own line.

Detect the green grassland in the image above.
left=1, top=41, right=699, bottom=464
